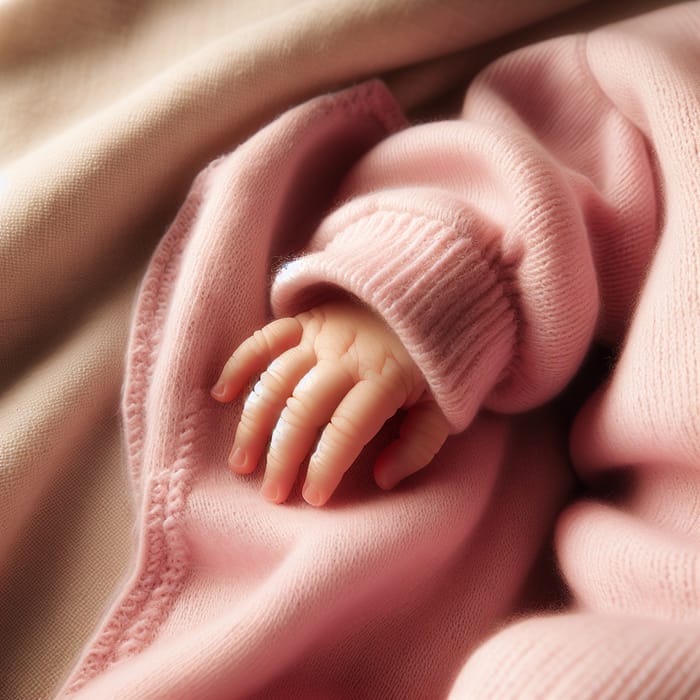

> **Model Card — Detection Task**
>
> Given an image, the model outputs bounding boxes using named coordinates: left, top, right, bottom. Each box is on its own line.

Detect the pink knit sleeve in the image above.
left=270, top=33, right=658, bottom=431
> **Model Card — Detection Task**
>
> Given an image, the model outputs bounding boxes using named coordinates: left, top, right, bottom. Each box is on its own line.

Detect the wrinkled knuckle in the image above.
left=267, top=430, right=287, bottom=461
left=309, top=306, right=326, bottom=324
left=252, top=328, right=271, bottom=356
left=297, top=310, right=315, bottom=326
left=281, top=397, right=310, bottom=430
left=328, top=412, right=363, bottom=447
left=291, top=366, right=317, bottom=399
left=260, top=368, right=284, bottom=395
left=244, top=380, right=273, bottom=411
left=413, top=439, right=439, bottom=465
left=305, top=309, right=326, bottom=335
left=337, top=328, right=358, bottom=360
left=380, top=355, right=401, bottom=376
left=379, top=355, right=404, bottom=383
left=381, top=356, right=411, bottom=395
left=238, top=409, right=260, bottom=435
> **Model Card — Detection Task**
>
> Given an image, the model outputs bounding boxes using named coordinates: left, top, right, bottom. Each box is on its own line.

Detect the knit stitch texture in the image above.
left=59, top=4, right=700, bottom=698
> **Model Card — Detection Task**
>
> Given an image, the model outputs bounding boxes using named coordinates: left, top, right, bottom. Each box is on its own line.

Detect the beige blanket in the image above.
left=0, top=1, right=677, bottom=697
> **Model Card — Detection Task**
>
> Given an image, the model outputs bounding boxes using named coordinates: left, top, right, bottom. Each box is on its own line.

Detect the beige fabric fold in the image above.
left=0, top=0, right=678, bottom=697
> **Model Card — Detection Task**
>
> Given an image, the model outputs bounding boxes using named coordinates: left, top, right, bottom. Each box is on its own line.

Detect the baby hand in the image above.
left=210, top=300, right=449, bottom=506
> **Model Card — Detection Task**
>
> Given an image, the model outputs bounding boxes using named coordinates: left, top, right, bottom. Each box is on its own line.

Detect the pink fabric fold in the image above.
left=58, top=3, right=699, bottom=698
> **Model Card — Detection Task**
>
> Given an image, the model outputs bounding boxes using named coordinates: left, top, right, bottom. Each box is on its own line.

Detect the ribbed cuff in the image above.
left=271, top=190, right=517, bottom=431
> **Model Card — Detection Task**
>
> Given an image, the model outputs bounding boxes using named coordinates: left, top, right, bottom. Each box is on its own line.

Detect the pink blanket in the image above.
left=36, top=2, right=700, bottom=698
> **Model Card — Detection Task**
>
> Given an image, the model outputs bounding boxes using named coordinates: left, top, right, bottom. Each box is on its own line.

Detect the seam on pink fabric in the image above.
left=62, top=167, right=216, bottom=694
left=123, top=188, right=205, bottom=491
left=309, top=79, right=407, bottom=136
left=114, top=395, right=209, bottom=658
left=66, top=399, right=209, bottom=694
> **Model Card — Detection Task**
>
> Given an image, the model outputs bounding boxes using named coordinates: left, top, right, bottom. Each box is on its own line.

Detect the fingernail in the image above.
left=229, top=446, right=247, bottom=471
left=211, top=381, right=227, bottom=399
left=375, top=474, right=395, bottom=491
left=302, top=483, right=323, bottom=507
left=261, top=479, right=281, bottom=503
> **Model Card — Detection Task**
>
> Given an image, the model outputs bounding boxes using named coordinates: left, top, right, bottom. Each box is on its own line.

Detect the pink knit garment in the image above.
left=60, top=4, right=700, bottom=699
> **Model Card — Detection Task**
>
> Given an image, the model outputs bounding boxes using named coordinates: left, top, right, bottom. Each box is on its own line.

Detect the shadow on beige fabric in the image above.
left=0, top=0, right=679, bottom=697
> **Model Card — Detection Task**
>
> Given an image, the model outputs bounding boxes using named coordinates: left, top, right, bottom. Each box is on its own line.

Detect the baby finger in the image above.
left=261, top=363, right=353, bottom=504
left=212, top=317, right=303, bottom=402
left=303, top=374, right=407, bottom=506
left=373, top=401, right=449, bottom=490
left=229, top=347, right=312, bottom=474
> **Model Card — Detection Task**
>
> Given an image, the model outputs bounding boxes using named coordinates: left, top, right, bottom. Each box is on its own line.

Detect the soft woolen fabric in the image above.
left=59, top=3, right=699, bottom=698
left=4, top=1, right=604, bottom=696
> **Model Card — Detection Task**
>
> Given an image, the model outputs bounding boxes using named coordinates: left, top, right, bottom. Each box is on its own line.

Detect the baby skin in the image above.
left=210, top=300, right=450, bottom=506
